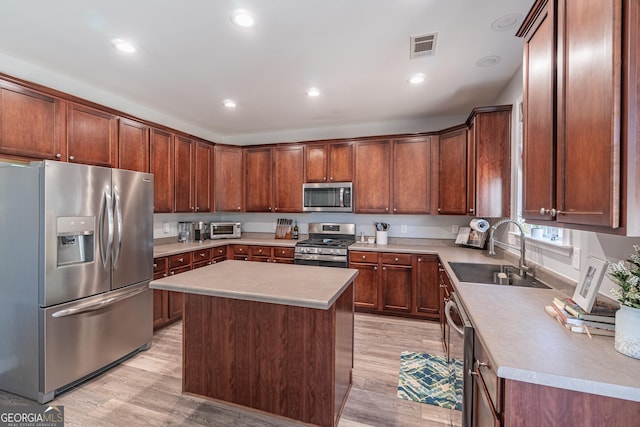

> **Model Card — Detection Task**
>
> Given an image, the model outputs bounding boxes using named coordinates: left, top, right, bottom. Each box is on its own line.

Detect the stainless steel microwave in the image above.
left=303, top=182, right=353, bottom=212
left=209, top=222, right=241, bottom=239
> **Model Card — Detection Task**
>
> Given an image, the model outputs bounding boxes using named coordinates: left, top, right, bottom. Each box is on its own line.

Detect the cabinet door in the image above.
left=174, top=135, right=194, bottom=212
left=558, top=0, right=621, bottom=228
left=0, top=81, right=66, bottom=161
left=381, top=265, right=412, bottom=312
left=474, top=110, right=511, bottom=218
left=438, top=129, right=468, bottom=215
left=328, top=142, right=353, bottom=182
left=245, top=146, right=273, bottom=212
left=150, top=128, right=174, bottom=213
left=167, top=291, right=184, bottom=320
left=354, top=139, right=391, bottom=213
left=521, top=2, right=558, bottom=222
left=215, top=145, right=243, bottom=212
left=67, top=103, right=117, bottom=167
left=194, top=141, right=213, bottom=213
left=350, top=262, right=379, bottom=310
left=414, top=255, right=439, bottom=317
left=153, top=290, right=168, bottom=329
left=393, top=137, right=431, bottom=214
left=273, top=145, right=304, bottom=212
left=304, top=143, right=328, bottom=182
left=118, top=118, right=149, bottom=172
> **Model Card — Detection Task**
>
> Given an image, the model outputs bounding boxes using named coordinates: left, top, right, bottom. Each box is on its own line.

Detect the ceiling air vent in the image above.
left=410, top=33, right=438, bottom=59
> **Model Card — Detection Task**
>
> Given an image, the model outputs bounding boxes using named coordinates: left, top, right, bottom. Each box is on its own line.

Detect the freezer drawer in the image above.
left=40, top=283, right=152, bottom=402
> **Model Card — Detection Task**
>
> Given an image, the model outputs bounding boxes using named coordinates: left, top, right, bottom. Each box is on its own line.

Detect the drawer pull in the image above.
left=362, top=255, right=366, bottom=259
left=200, top=253, right=205, bottom=257
left=178, top=258, right=184, bottom=263
left=153, top=263, right=157, bottom=268
left=394, top=257, right=398, bottom=261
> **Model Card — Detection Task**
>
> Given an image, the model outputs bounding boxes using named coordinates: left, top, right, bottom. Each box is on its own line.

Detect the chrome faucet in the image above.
left=488, top=219, right=529, bottom=277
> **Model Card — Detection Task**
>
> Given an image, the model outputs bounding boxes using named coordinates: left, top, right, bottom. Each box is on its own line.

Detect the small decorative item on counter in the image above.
left=606, top=245, right=640, bottom=359
left=292, top=220, right=299, bottom=240
left=360, top=231, right=366, bottom=243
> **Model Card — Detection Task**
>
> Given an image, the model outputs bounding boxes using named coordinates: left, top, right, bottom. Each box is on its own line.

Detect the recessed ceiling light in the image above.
left=222, top=99, right=237, bottom=108
left=491, top=13, right=523, bottom=31
left=306, top=87, right=321, bottom=97
left=111, top=38, right=136, bottom=53
left=476, top=55, right=501, bottom=68
left=231, top=10, right=255, bottom=28
left=408, top=74, right=425, bottom=85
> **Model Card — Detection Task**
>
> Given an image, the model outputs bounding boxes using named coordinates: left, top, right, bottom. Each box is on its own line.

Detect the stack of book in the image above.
left=544, top=297, right=617, bottom=337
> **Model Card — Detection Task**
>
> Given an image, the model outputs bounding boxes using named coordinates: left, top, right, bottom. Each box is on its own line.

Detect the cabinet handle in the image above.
left=178, top=258, right=184, bottom=263
left=362, top=255, right=366, bottom=259
left=69, top=155, right=75, bottom=161
left=382, top=266, right=386, bottom=270
left=323, top=176, right=327, bottom=182
left=385, top=207, right=389, bottom=212
left=190, top=206, right=194, bottom=211
left=55, top=153, right=62, bottom=159
left=469, top=208, right=474, bottom=213
left=393, top=208, right=397, bottom=212
left=258, top=249, right=263, bottom=253
left=195, top=206, right=199, bottom=211
left=237, top=206, right=241, bottom=211
left=153, top=263, right=157, bottom=268
left=394, top=257, right=399, bottom=261
left=273, top=259, right=277, bottom=263
left=551, top=208, right=562, bottom=216
left=208, top=261, right=212, bottom=265
left=268, top=207, right=272, bottom=211
left=200, top=253, right=205, bottom=257
left=374, top=266, right=377, bottom=271
left=418, top=258, right=422, bottom=262
left=439, top=283, right=445, bottom=288
left=540, top=207, right=548, bottom=215
left=275, top=207, right=278, bottom=211
left=437, top=208, right=441, bottom=212
left=170, top=271, right=175, bottom=275
left=330, top=177, right=334, bottom=181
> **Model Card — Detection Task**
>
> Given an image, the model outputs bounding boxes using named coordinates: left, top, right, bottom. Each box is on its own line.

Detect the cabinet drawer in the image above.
left=232, top=245, right=249, bottom=255
left=153, top=257, right=167, bottom=275
left=381, top=253, right=412, bottom=266
left=272, top=247, right=295, bottom=258
left=168, top=253, right=192, bottom=269
left=192, top=248, right=211, bottom=262
left=349, top=251, right=379, bottom=263
left=249, top=246, right=271, bottom=257
left=193, top=260, right=211, bottom=270
left=169, top=265, right=191, bottom=276
left=211, top=246, right=227, bottom=258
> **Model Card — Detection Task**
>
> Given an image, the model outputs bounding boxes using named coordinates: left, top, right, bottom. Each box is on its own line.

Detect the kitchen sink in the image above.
left=448, top=262, right=550, bottom=289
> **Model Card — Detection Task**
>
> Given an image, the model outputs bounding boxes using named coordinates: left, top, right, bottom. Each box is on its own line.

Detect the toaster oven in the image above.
left=209, top=222, right=241, bottom=239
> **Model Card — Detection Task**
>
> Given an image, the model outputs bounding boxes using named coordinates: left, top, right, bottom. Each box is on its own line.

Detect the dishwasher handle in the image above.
left=445, top=299, right=464, bottom=336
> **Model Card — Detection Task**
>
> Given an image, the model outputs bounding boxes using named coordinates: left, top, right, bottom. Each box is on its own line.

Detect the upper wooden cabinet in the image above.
left=392, top=137, right=432, bottom=214
left=245, top=146, right=274, bottom=212
left=354, top=139, right=391, bottom=213
left=0, top=81, right=66, bottom=161
left=304, top=141, right=353, bottom=183
left=468, top=106, right=511, bottom=218
left=244, top=145, right=304, bottom=213
left=215, top=144, right=243, bottom=212
left=67, top=102, right=118, bottom=167
left=518, top=0, right=640, bottom=235
left=437, top=128, right=468, bottom=215
left=273, top=145, right=304, bottom=213
left=150, top=128, right=174, bottom=213
left=174, top=136, right=213, bottom=213
left=118, top=118, right=149, bottom=172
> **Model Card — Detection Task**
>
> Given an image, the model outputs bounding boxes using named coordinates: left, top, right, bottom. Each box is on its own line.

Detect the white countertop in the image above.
left=153, top=237, right=297, bottom=257
left=149, top=260, right=358, bottom=310
left=152, top=237, right=640, bottom=402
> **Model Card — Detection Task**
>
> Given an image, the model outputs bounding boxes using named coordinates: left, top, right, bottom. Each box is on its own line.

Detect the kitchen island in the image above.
left=149, top=260, right=358, bottom=427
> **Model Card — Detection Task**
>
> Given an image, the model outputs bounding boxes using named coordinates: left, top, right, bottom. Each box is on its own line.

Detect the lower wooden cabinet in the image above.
left=349, top=251, right=440, bottom=319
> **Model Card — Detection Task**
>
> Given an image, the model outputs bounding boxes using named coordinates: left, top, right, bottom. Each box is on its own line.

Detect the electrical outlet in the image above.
left=452, top=225, right=459, bottom=234
left=401, top=225, right=407, bottom=233
left=162, top=222, right=170, bottom=234
left=572, top=247, right=581, bottom=270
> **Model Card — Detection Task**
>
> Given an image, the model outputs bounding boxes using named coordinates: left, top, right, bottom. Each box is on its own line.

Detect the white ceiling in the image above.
left=0, top=0, right=534, bottom=144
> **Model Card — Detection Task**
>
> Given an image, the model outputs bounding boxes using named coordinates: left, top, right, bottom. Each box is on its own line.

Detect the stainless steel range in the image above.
left=294, top=223, right=356, bottom=268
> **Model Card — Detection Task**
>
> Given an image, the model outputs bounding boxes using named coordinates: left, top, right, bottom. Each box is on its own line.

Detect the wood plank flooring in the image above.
left=0, top=313, right=462, bottom=426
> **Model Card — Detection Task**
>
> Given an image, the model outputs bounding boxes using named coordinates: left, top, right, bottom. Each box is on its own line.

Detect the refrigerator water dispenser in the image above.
left=56, top=216, right=95, bottom=266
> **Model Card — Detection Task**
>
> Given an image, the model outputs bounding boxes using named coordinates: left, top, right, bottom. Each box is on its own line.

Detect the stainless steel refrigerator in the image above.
left=0, top=160, right=153, bottom=403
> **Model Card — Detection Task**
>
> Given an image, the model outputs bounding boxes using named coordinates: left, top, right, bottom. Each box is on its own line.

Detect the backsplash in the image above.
left=153, top=212, right=473, bottom=241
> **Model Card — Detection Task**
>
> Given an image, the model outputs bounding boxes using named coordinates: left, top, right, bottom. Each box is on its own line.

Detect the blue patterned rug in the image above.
left=397, top=351, right=463, bottom=411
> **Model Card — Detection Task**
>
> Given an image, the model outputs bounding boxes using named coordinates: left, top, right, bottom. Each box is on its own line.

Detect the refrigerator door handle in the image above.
left=99, top=186, right=114, bottom=269
left=50, top=286, right=148, bottom=318
left=112, top=185, right=123, bottom=269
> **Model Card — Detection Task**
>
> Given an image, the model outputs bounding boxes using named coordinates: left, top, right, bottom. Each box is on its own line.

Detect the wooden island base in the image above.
left=182, top=284, right=354, bottom=427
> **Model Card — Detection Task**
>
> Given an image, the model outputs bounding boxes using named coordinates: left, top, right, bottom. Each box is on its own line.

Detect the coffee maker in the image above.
left=194, top=221, right=206, bottom=242
left=177, top=221, right=194, bottom=243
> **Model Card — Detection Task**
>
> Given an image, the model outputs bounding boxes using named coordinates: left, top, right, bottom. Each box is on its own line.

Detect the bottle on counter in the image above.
left=292, top=220, right=299, bottom=240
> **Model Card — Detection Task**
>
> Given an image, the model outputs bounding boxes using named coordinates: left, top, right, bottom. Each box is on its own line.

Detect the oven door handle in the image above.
left=445, top=299, right=464, bottom=335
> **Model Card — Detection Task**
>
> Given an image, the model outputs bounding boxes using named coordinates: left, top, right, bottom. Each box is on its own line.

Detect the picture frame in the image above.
left=572, top=256, right=606, bottom=312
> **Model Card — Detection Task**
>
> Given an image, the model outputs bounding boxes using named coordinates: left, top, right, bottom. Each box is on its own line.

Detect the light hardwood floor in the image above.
left=0, top=313, right=462, bottom=426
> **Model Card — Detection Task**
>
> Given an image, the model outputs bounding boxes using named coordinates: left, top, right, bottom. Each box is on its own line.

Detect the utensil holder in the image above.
left=376, top=230, right=388, bottom=245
